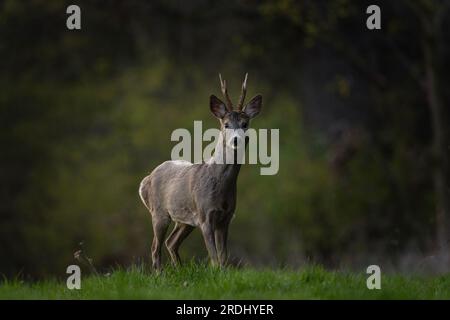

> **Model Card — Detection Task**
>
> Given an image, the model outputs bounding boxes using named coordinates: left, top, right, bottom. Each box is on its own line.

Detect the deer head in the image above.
left=209, top=73, right=262, bottom=151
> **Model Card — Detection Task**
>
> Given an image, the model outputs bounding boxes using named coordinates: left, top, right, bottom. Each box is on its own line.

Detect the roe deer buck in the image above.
left=139, top=73, right=262, bottom=270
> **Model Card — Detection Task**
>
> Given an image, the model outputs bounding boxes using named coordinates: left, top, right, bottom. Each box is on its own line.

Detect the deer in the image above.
left=139, top=73, right=262, bottom=270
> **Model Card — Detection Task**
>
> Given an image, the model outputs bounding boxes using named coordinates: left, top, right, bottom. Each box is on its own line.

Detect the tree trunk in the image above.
left=423, top=31, right=450, bottom=253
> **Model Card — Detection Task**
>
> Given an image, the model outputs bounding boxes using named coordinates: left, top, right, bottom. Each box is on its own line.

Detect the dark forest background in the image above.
left=1, top=0, right=449, bottom=278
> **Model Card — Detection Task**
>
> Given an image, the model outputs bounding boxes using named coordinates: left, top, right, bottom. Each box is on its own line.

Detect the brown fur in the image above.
left=139, top=75, right=262, bottom=270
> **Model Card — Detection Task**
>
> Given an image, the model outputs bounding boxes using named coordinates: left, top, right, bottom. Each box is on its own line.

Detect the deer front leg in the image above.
left=200, top=220, right=219, bottom=267
left=215, top=218, right=231, bottom=267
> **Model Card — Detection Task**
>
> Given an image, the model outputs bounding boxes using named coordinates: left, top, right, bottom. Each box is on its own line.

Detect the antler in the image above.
left=219, top=73, right=233, bottom=111
left=237, top=73, right=248, bottom=111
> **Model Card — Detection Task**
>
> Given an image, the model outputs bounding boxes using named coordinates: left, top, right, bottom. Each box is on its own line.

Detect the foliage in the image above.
left=0, top=0, right=449, bottom=277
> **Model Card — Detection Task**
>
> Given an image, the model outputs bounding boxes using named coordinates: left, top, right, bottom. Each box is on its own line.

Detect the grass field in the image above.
left=1, top=264, right=449, bottom=299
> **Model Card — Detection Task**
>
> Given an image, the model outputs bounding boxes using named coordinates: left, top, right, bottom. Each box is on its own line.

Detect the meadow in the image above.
left=1, top=264, right=449, bottom=300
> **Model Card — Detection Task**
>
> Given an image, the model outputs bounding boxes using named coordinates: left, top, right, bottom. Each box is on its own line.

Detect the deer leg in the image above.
left=165, top=223, right=181, bottom=265
left=215, top=222, right=230, bottom=267
left=165, top=222, right=193, bottom=266
left=200, top=220, right=219, bottom=266
left=151, top=214, right=170, bottom=271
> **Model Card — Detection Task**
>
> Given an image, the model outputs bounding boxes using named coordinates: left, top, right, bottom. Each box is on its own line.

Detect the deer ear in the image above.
left=210, top=95, right=227, bottom=119
left=243, top=95, right=262, bottom=119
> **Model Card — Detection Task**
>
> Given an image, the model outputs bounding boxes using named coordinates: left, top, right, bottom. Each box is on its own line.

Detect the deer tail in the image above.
left=138, top=176, right=151, bottom=210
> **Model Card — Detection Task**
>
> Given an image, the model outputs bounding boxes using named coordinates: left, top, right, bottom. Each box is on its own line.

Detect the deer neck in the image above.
left=209, top=132, right=242, bottom=183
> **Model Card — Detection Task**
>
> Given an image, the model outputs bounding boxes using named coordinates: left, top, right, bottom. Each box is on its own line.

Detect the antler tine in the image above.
left=237, top=73, right=248, bottom=111
left=219, top=73, right=233, bottom=111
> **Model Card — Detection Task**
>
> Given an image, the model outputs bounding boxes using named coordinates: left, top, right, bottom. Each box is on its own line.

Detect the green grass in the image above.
left=1, top=264, right=450, bottom=299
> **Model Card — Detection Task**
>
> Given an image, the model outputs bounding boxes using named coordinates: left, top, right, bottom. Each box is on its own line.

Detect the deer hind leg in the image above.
left=151, top=213, right=170, bottom=271
left=165, top=222, right=194, bottom=266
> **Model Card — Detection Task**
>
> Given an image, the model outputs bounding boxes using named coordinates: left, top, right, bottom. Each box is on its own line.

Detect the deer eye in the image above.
left=224, top=123, right=230, bottom=128
left=242, top=123, right=248, bottom=129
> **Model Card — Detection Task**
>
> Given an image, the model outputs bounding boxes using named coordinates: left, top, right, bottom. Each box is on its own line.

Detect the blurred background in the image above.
left=1, top=0, right=449, bottom=278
